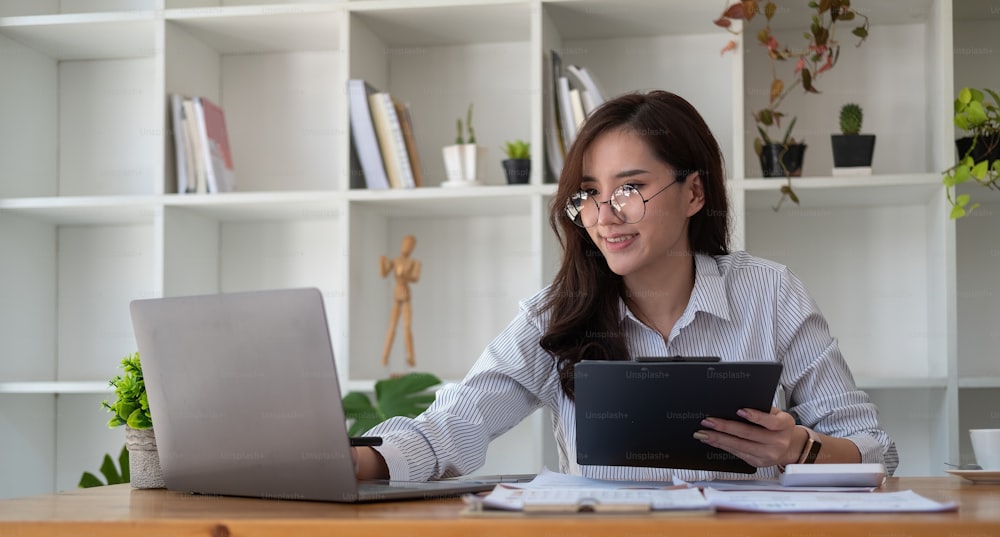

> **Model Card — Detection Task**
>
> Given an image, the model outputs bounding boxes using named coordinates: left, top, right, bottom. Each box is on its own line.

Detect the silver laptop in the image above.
left=130, top=287, right=518, bottom=502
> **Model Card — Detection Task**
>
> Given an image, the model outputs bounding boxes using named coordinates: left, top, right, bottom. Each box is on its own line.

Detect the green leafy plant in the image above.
left=943, top=87, right=1000, bottom=219
left=839, top=103, right=863, bottom=135
left=101, top=352, right=152, bottom=429
left=78, top=445, right=129, bottom=488
left=714, top=0, right=870, bottom=209
left=454, top=103, right=476, bottom=145
left=502, top=139, right=530, bottom=160
left=341, top=372, right=441, bottom=436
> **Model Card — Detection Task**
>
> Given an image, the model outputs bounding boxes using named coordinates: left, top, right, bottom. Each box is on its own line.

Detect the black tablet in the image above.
left=574, top=359, right=783, bottom=474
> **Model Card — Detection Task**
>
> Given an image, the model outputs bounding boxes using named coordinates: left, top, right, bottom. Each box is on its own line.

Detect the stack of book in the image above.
left=169, top=94, right=237, bottom=195
left=545, top=50, right=608, bottom=180
left=348, top=79, right=423, bottom=190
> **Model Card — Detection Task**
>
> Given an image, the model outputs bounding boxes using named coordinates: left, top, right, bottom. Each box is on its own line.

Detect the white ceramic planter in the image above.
left=441, top=144, right=484, bottom=186
left=125, top=426, right=166, bottom=489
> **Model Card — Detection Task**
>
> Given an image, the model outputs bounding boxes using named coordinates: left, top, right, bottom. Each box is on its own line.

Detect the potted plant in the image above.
left=714, top=0, right=870, bottom=209
left=341, top=372, right=442, bottom=436
left=944, top=87, right=1000, bottom=219
left=501, top=139, right=531, bottom=185
left=442, top=103, right=484, bottom=187
left=831, top=103, right=876, bottom=173
left=102, top=352, right=164, bottom=489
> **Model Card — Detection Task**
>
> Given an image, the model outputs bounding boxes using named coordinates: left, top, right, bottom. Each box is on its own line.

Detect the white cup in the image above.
left=970, top=429, right=1000, bottom=470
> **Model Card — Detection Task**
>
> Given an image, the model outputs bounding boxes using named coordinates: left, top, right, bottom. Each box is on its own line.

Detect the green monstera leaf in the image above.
left=342, top=372, right=441, bottom=436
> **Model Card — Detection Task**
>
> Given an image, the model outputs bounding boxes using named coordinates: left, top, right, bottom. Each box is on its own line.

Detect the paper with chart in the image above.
left=703, top=488, right=958, bottom=513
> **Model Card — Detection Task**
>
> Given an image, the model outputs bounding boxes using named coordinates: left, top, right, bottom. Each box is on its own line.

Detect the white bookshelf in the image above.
left=0, top=0, right=997, bottom=499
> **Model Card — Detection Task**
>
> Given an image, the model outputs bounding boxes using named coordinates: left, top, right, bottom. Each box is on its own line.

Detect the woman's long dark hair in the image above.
left=539, top=90, right=731, bottom=398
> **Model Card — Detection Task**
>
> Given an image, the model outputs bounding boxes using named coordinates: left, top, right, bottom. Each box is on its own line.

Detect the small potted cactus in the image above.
left=442, top=103, right=485, bottom=187
left=830, top=103, right=876, bottom=173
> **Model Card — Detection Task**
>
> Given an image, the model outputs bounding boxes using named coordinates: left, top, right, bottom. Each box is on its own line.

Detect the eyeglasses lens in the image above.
left=565, top=185, right=645, bottom=228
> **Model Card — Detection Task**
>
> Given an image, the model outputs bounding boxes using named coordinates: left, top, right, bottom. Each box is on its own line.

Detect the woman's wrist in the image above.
left=781, top=425, right=810, bottom=468
left=355, top=446, right=390, bottom=480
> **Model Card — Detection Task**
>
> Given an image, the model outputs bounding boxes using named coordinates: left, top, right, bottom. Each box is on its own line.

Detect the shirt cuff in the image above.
left=372, top=443, right=410, bottom=482
left=846, top=433, right=886, bottom=464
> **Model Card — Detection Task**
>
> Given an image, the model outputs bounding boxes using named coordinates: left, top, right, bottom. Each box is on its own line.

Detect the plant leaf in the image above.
left=769, top=79, right=783, bottom=103
left=99, top=454, right=124, bottom=485
left=78, top=472, right=104, bottom=488
left=957, top=194, right=971, bottom=207
left=971, top=160, right=989, bottom=180
left=950, top=204, right=966, bottom=219
left=374, top=373, right=442, bottom=421
left=119, top=445, right=130, bottom=483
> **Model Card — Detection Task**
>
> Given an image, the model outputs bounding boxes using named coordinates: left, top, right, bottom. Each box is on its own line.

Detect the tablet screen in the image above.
left=574, top=360, right=783, bottom=474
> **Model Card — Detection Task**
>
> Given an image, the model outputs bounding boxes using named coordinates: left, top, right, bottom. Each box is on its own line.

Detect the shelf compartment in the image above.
left=165, top=9, right=344, bottom=194
left=741, top=1, right=944, bottom=178
left=742, top=173, right=943, bottom=210
left=0, top=15, right=160, bottom=198
left=349, top=2, right=533, bottom=188
left=541, top=1, right=738, bottom=189
left=745, top=201, right=940, bottom=381
left=347, top=199, right=541, bottom=383
left=956, top=201, right=1000, bottom=378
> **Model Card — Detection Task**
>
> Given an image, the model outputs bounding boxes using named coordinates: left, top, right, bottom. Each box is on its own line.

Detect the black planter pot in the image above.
left=956, top=135, right=1000, bottom=166
left=759, top=143, right=806, bottom=178
left=831, top=134, right=876, bottom=168
left=502, top=159, right=531, bottom=184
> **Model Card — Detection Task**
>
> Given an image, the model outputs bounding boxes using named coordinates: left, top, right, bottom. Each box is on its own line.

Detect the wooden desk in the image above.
left=0, top=477, right=998, bottom=537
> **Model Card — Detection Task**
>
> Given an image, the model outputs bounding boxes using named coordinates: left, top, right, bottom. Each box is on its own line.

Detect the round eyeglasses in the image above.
left=564, top=180, right=680, bottom=228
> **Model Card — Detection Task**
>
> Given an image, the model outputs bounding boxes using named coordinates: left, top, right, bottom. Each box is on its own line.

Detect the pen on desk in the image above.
left=349, top=436, right=383, bottom=447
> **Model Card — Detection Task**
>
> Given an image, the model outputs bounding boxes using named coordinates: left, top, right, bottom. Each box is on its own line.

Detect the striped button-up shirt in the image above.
left=369, top=251, right=899, bottom=482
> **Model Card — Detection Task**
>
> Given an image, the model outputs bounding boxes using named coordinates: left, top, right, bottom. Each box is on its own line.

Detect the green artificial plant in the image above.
left=341, top=372, right=441, bottom=436
left=943, top=87, right=1000, bottom=219
left=502, top=139, right=531, bottom=160
left=454, top=103, right=477, bottom=145
left=78, top=445, right=129, bottom=488
left=102, top=352, right=152, bottom=429
left=839, top=103, right=863, bottom=135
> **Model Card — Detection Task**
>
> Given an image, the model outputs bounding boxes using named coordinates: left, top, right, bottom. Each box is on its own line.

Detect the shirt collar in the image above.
left=617, top=254, right=731, bottom=323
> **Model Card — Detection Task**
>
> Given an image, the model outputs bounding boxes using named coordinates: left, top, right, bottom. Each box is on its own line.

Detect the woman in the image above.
left=353, top=90, right=898, bottom=482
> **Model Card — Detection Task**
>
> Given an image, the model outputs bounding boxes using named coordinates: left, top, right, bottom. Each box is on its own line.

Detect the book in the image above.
left=347, top=79, right=390, bottom=190
left=181, top=97, right=208, bottom=194
left=565, top=64, right=607, bottom=110
left=556, top=76, right=577, bottom=148
left=169, top=94, right=191, bottom=194
left=368, top=92, right=415, bottom=189
left=569, top=88, right=585, bottom=130
left=394, top=100, right=423, bottom=188
left=197, top=96, right=236, bottom=193
left=543, top=50, right=565, bottom=181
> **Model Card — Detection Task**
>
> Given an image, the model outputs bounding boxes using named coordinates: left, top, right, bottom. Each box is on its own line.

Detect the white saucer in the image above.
left=945, top=469, right=1000, bottom=484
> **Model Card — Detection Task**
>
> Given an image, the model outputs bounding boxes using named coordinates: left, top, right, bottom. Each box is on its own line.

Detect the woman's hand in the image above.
left=693, top=406, right=805, bottom=469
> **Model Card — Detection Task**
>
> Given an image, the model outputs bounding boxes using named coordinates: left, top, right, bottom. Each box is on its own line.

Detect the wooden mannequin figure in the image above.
left=380, top=235, right=421, bottom=368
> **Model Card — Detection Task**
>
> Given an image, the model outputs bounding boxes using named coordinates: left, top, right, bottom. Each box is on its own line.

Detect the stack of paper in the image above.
left=461, top=469, right=958, bottom=516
